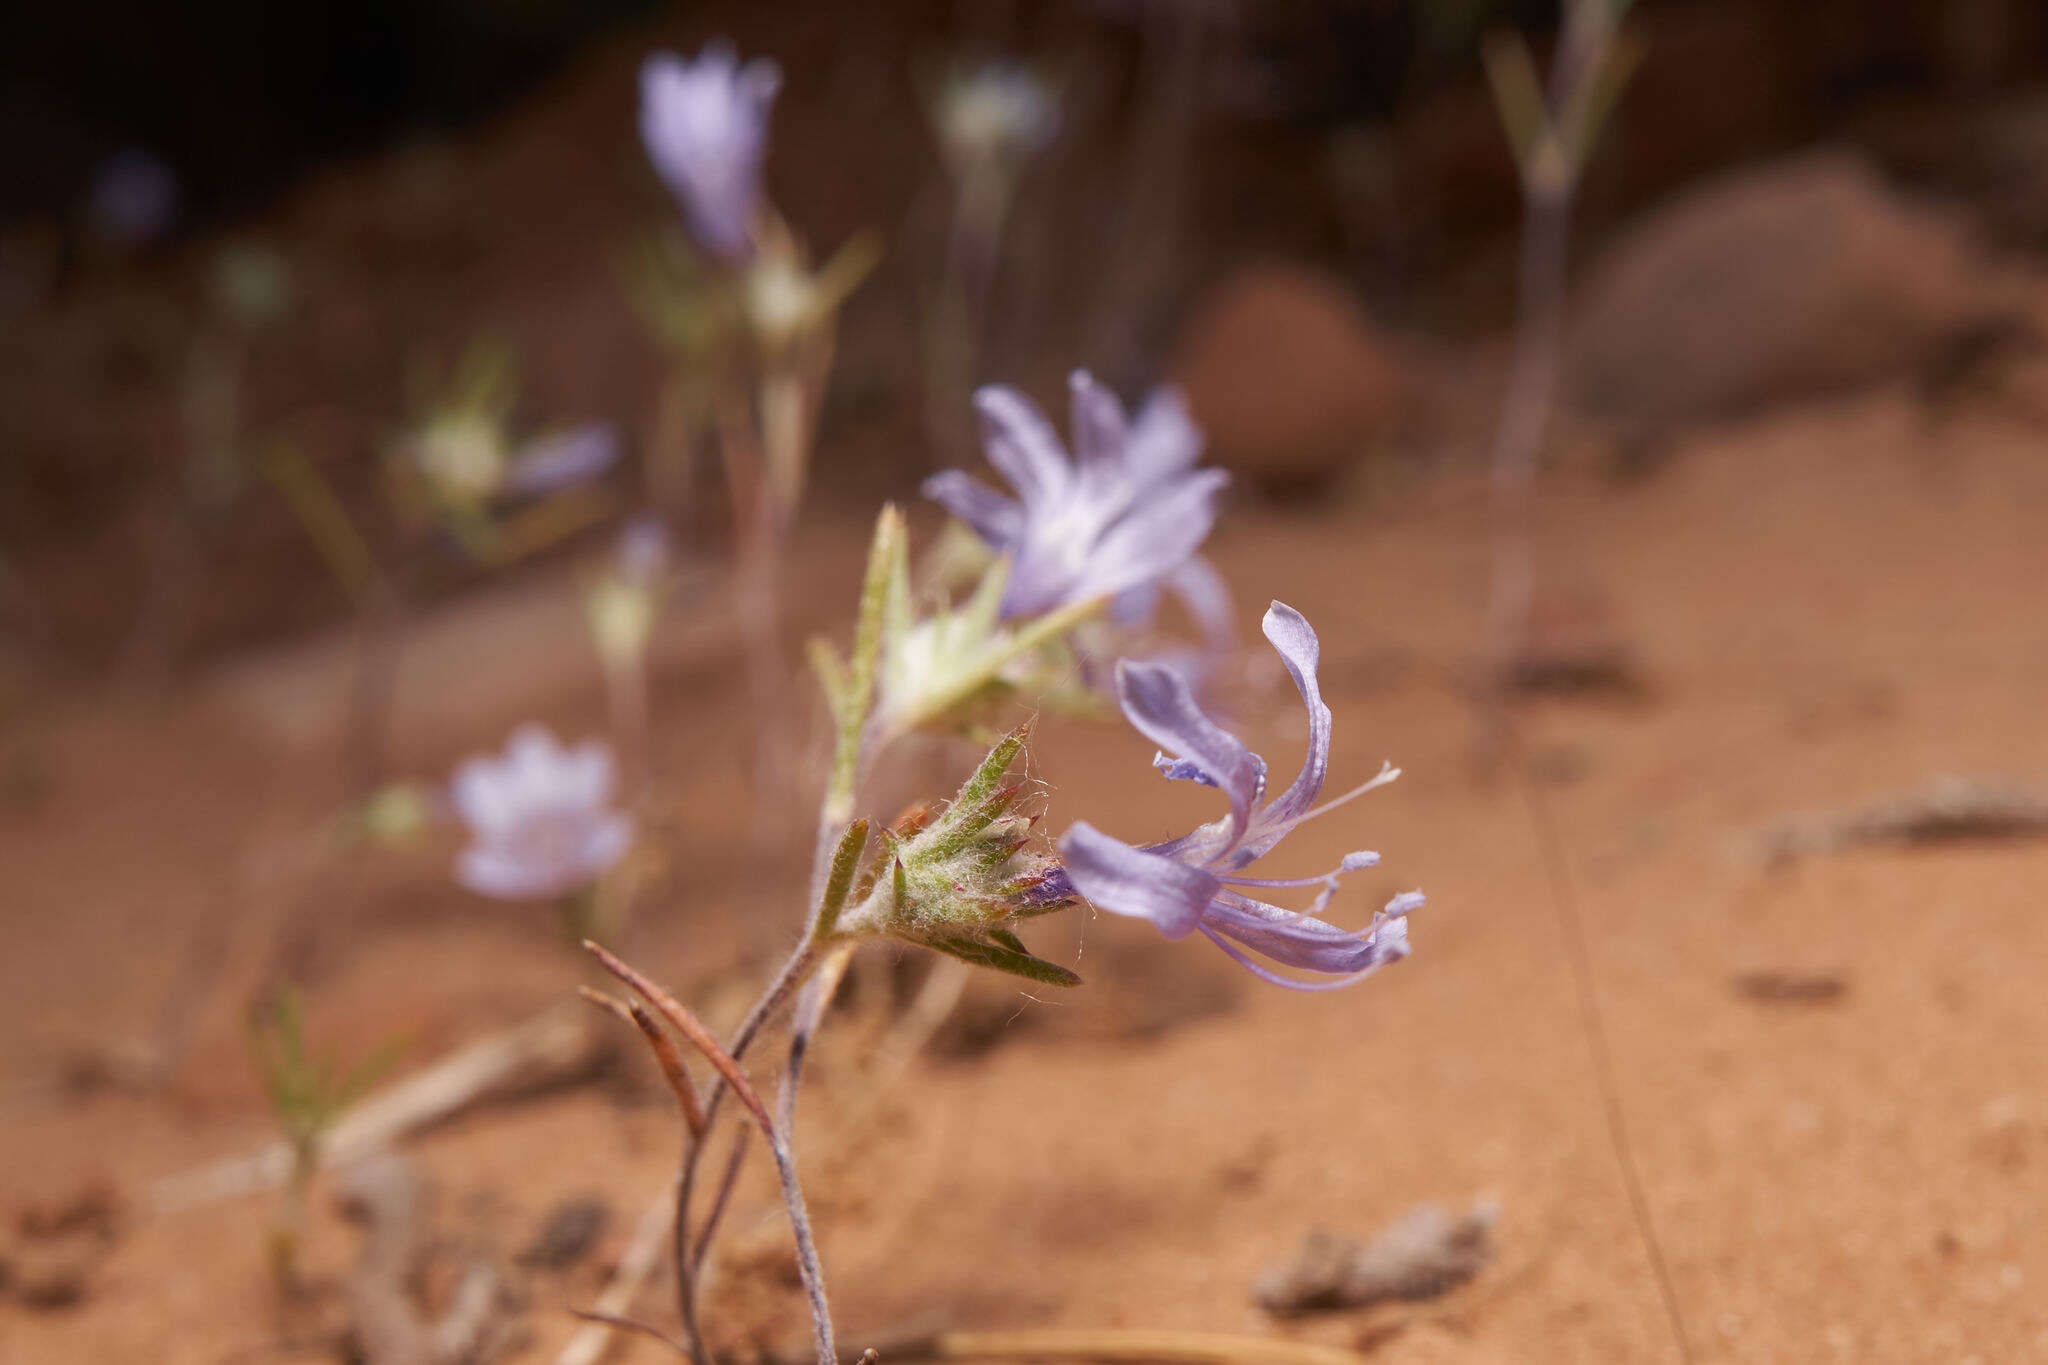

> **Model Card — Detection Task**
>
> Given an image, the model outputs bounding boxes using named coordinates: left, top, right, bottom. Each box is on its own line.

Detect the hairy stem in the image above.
left=671, top=938, right=819, bottom=1358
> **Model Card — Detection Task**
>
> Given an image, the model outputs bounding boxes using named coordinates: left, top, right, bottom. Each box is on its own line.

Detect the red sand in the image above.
left=6, top=382, right=2048, bottom=1362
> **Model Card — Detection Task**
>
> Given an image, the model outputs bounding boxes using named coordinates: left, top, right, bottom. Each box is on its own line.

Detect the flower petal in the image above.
left=1115, top=658, right=1263, bottom=844
left=1165, top=555, right=1234, bottom=650
left=560, top=741, right=617, bottom=809
left=449, top=756, right=516, bottom=836
left=639, top=45, right=779, bottom=260
left=1111, top=580, right=1159, bottom=627
left=1060, top=820, right=1220, bottom=940
left=458, top=841, right=573, bottom=900
left=1249, top=601, right=1332, bottom=839
left=1124, top=385, right=1203, bottom=485
left=1077, top=466, right=1227, bottom=605
left=1068, top=370, right=1129, bottom=473
left=922, top=469, right=1026, bottom=547
left=504, top=424, right=619, bottom=497
left=506, top=724, right=566, bottom=804
left=972, top=384, right=1071, bottom=507
left=1200, top=912, right=1409, bottom=990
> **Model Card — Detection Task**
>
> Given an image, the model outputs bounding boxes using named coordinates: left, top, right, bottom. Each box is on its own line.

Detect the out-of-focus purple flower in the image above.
left=615, top=512, right=674, bottom=587
left=639, top=43, right=781, bottom=261
left=503, top=424, right=620, bottom=498
left=924, top=371, right=1228, bottom=619
left=451, top=725, right=633, bottom=900
left=1059, top=602, right=1418, bottom=989
left=89, top=148, right=180, bottom=248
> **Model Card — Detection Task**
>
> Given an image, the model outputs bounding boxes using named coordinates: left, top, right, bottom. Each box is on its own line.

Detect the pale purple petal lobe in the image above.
left=1251, top=600, right=1332, bottom=836
left=972, top=384, right=1071, bottom=506
left=1068, top=370, right=1130, bottom=472
left=1115, top=659, right=1262, bottom=838
left=1060, top=821, right=1219, bottom=940
left=921, top=470, right=1026, bottom=545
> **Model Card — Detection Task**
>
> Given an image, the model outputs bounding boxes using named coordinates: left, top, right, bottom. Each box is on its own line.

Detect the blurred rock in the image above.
left=1171, top=263, right=1410, bottom=494
left=1570, top=149, right=2021, bottom=431
left=1255, top=1201, right=1496, bottom=1317
left=516, top=1195, right=609, bottom=1271
left=3, top=1183, right=122, bottom=1312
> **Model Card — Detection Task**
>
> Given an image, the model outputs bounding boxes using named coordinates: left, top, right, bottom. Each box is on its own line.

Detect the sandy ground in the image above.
left=5, top=380, right=2048, bottom=1363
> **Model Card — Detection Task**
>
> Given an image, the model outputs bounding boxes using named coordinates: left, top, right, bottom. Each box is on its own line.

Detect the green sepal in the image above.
left=928, top=933, right=1082, bottom=988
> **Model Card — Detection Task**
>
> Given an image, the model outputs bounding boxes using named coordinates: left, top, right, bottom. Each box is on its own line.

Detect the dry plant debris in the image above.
left=0, top=1183, right=123, bottom=1311
left=1253, top=1202, right=1496, bottom=1317
left=1731, top=971, right=1846, bottom=1005
left=1753, top=774, right=2048, bottom=865
left=337, top=1150, right=527, bottom=1365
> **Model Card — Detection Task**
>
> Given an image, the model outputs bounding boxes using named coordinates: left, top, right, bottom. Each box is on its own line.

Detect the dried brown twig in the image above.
left=149, top=1004, right=610, bottom=1212
left=767, top=1328, right=1371, bottom=1365
left=582, top=941, right=836, bottom=1365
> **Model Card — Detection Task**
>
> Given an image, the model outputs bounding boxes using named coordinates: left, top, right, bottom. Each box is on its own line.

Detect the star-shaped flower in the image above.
left=1059, top=603, right=1419, bottom=989
left=451, top=725, right=633, bottom=900
left=924, top=371, right=1228, bottom=619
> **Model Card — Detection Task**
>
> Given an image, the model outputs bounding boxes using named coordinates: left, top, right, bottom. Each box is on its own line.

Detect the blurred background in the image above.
left=6, top=0, right=2048, bottom=1361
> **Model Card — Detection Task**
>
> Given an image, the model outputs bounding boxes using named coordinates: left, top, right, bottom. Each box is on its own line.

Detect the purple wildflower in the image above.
left=639, top=43, right=781, bottom=261
left=1059, top=602, right=1419, bottom=989
left=614, top=512, right=674, bottom=587
left=451, top=725, right=633, bottom=900
left=923, top=371, right=1228, bottom=619
left=503, top=424, right=620, bottom=498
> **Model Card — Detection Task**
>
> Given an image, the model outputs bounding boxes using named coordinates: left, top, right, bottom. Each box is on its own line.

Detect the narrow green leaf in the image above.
left=962, top=556, right=1012, bottom=641
left=829, top=504, right=905, bottom=820
left=811, top=818, right=870, bottom=940
left=1481, top=29, right=1549, bottom=179
left=332, top=1034, right=407, bottom=1114
left=809, top=231, right=883, bottom=320
left=1559, top=30, right=1644, bottom=174
left=807, top=636, right=848, bottom=720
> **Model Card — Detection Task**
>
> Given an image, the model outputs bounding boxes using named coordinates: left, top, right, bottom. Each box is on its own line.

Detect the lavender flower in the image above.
left=640, top=43, right=781, bottom=261
left=451, top=725, right=633, bottom=900
left=503, top=424, right=620, bottom=498
left=924, top=371, right=1228, bottom=619
left=615, top=512, right=674, bottom=587
left=1059, top=602, right=1419, bottom=989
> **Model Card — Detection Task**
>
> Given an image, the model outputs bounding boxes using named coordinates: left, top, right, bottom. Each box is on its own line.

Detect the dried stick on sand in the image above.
left=774, top=1328, right=1372, bottom=1365
left=148, top=1003, right=611, bottom=1212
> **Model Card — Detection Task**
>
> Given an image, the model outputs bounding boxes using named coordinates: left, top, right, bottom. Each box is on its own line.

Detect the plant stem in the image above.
left=762, top=1115, right=835, bottom=1365
left=672, top=938, right=819, bottom=1359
